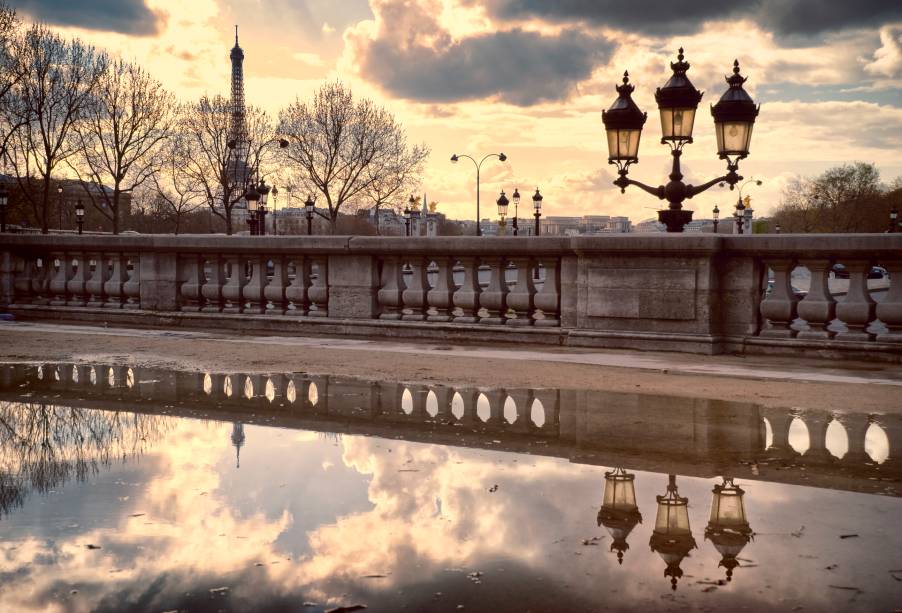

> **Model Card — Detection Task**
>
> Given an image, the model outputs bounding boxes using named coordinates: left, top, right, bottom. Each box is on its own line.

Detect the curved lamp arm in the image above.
left=614, top=172, right=665, bottom=199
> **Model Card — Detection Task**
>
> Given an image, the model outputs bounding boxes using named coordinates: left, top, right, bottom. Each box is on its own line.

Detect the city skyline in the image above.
left=9, top=0, right=902, bottom=223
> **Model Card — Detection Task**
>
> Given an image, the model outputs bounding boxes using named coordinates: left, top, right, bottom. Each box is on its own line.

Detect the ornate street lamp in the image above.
left=450, top=151, right=507, bottom=236
left=705, top=477, right=753, bottom=583
left=712, top=205, right=720, bottom=233
left=244, top=183, right=260, bottom=235
left=597, top=467, right=642, bottom=565
left=403, top=205, right=411, bottom=236
left=731, top=178, right=761, bottom=235
left=74, top=199, right=85, bottom=235
left=603, top=51, right=760, bottom=232
left=533, top=188, right=543, bottom=236
left=511, top=188, right=520, bottom=236
left=890, top=206, right=898, bottom=233
left=649, top=474, right=697, bottom=591
left=409, top=196, right=422, bottom=236
left=258, top=179, right=270, bottom=236
left=305, top=195, right=316, bottom=235
left=271, top=185, right=279, bottom=235
left=496, top=190, right=509, bottom=236
left=0, top=183, right=8, bottom=232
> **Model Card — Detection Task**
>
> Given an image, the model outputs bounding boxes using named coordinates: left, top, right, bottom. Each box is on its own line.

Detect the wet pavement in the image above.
left=0, top=362, right=900, bottom=612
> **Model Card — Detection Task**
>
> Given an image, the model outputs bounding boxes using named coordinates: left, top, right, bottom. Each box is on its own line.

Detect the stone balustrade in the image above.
left=2, top=362, right=900, bottom=495
left=2, top=233, right=901, bottom=360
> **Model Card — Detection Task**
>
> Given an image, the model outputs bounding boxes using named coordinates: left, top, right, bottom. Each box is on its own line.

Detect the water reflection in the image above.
left=0, top=363, right=900, bottom=611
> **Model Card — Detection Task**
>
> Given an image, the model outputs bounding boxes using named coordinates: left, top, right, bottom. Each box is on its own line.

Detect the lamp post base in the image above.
left=658, top=209, right=693, bottom=233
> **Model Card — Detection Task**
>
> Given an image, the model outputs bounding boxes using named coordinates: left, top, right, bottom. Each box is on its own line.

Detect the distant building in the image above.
left=543, top=215, right=633, bottom=235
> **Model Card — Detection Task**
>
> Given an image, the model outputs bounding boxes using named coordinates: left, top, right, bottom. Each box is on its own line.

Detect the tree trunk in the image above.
left=41, top=176, right=50, bottom=234
left=112, top=188, right=120, bottom=235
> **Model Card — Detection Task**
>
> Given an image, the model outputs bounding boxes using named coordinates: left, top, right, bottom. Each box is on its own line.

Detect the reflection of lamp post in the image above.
left=74, top=199, right=85, bottom=235
left=598, top=467, right=642, bottom=564
left=496, top=190, right=509, bottom=235
left=533, top=188, right=543, bottom=236
left=649, top=474, right=697, bottom=591
left=603, top=54, right=759, bottom=233
left=705, top=477, right=753, bottom=582
left=450, top=151, right=508, bottom=236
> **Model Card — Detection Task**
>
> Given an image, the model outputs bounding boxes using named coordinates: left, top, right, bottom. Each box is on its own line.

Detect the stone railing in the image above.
left=1, top=233, right=901, bottom=360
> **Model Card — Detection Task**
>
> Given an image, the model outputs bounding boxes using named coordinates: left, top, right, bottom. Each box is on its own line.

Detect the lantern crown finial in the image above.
left=671, top=47, right=690, bottom=74
left=725, top=59, right=748, bottom=88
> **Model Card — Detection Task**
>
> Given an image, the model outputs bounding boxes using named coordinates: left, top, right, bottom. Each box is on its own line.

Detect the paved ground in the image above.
left=2, top=321, right=900, bottom=414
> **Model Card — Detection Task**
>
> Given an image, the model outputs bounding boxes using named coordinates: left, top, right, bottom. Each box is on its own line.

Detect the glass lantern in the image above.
left=654, top=48, right=703, bottom=145
left=598, top=467, right=642, bottom=564
left=602, top=71, right=647, bottom=168
left=649, top=474, right=697, bottom=591
left=711, top=60, right=759, bottom=159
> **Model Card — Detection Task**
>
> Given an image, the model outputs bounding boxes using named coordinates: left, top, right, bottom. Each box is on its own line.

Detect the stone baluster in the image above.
left=762, top=409, right=797, bottom=458
left=408, top=384, right=430, bottom=419
left=103, top=253, right=128, bottom=308
left=66, top=252, right=88, bottom=307
left=455, top=388, right=480, bottom=425
left=377, top=381, right=407, bottom=417
left=377, top=256, right=405, bottom=320
left=480, top=257, right=509, bottom=325
left=835, top=413, right=873, bottom=465
left=534, top=258, right=561, bottom=326
left=48, top=252, right=70, bottom=306
left=480, top=389, right=506, bottom=427
left=505, top=257, right=535, bottom=326
left=401, top=256, right=429, bottom=321
left=307, top=257, right=328, bottom=316
left=432, top=386, right=454, bottom=422
left=308, top=375, right=329, bottom=411
left=179, top=254, right=205, bottom=312
left=201, top=256, right=224, bottom=313
left=285, top=257, right=310, bottom=316
left=453, top=257, right=481, bottom=323
left=426, top=257, right=455, bottom=322
left=31, top=256, right=50, bottom=305
left=122, top=254, right=141, bottom=309
left=800, top=410, right=834, bottom=464
left=759, top=258, right=799, bottom=337
left=84, top=252, right=107, bottom=307
left=875, top=258, right=902, bottom=343
left=797, top=259, right=835, bottom=339
left=873, top=416, right=902, bottom=472
left=835, top=259, right=876, bottom=341
left=242, top=255, right=267, bottom=314
left=532, top=389, right=560, bottom=434
left=221, top=255, right=247, bottom=313
left=264, top=256, right=289, bottom=315
left=505, top=389, right=533, bottom=432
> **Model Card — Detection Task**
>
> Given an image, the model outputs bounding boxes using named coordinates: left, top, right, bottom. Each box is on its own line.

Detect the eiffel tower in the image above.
left=229, top=26, right=250, bottom=189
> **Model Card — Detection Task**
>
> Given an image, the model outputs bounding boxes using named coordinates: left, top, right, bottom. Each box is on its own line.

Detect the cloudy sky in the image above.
left=11, top=0, right=902, bottom=222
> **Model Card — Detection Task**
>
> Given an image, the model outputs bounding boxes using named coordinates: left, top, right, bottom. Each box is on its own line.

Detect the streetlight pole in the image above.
left=533, top=188, right=543, bottom=235
left=602, top=52, right=760, bottom=232
left=75, top=199, right=85, bottom=235
left=305, top=195, right=315, bottom=235
left=244, top=183, right=260, bottom=235
left=258, top=179, right=270, bottom=237
left=512, top=188, right=520, bottom=236
left=732, top=178, right=761, bottom=235
left=496, top=190, right=509, bottom=236
left=712, top=205, right=719, bottom=233
left=403, top=205, right=411, bottom=236
left=450, top=151, right=507, bottom=236
left=57, top=185, right=63, bottom=231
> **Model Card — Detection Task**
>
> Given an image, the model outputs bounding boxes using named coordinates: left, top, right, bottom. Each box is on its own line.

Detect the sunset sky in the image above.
left=11, top=0, right=902, bottom=222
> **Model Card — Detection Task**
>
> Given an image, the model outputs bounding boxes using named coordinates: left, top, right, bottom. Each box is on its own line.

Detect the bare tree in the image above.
left=365, top=128, right=429, bottom=234
left=179, top=95, right=275, bottom=235
left=2, top=24, right=104, bottom=233
left=150, top=132, right=203, bottom=234
left=69, top=58, right=173, bottom=234
left=0, top=2, right=26, bottom=155
left=278, top=81, right=426, bottom=232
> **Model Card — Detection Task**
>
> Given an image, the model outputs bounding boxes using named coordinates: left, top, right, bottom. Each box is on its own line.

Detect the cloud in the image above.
left=474, top=0, right=902, bottom=39
left=14, top=0, right=164, bottom=36
left=346, top=0, right=613, bottom=105
left=864, top=24, right=902, bottom=78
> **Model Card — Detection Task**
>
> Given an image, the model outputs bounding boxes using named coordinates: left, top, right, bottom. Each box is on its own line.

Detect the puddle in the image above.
left=0, top=363, right=900, bottom=612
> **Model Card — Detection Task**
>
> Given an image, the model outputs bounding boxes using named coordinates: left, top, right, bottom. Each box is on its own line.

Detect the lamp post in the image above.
left=0, top=184, right=7, bottom=232
left=597, top=467, right=642, bottom=565
left=649, top=474, right=697, bottom=591
left=258, top=179, right=270, bottom=237
left=732, top=178, right=761, bottom=235
left=890, top=206, right=898, bottom=233
left=271, top=185, right=279, bottom=235
left=511, top=188, right=520, bottom=236
left=244, top=183, right=260, bottom=235
left=450, top=151, right=507, bottom=236
left=712, top=205, right=720, bottom=233
left=409, top=195, right=421, bottom=237
left=403, top=205, right=411, bottom=236
left=705, top=477, right=753, bottom=583
left=305, top=195, right=315, bottom=235
left=57, top=185, right=64, bottom=231
left=74, top=199, right=85, bottom=235
left=602, top=52, right=760, bottom=232
left=496, top=190, right=509, bottom=236
left=533, top=188, right=543, bottom=235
